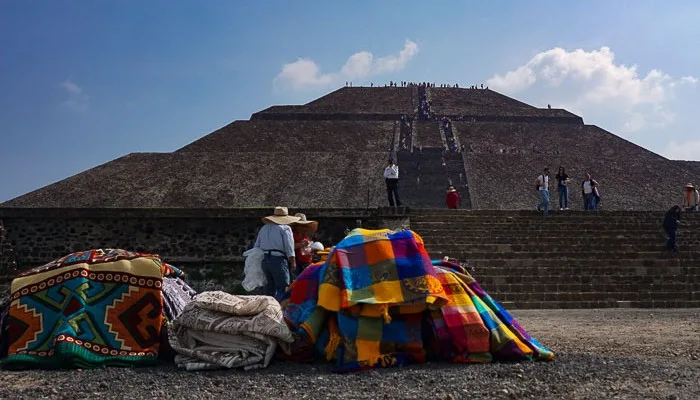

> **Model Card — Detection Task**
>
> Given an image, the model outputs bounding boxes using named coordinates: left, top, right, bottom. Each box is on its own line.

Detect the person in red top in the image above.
left=290, top=213, right=318, bottom=276
left=446, top=186, right=460, bottom=209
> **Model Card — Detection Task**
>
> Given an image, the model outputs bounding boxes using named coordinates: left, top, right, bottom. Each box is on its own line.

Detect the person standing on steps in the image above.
left=581, top=174, right=599, bottom=210
left=536, top=167, right=551, bottom=217
left=446, top=185, right=460, bottom=209
left=384, top=157, right=401, bottom=207
left=663, top=205, right=682, bottom=252
left=555, top=166, right=570, bottom=210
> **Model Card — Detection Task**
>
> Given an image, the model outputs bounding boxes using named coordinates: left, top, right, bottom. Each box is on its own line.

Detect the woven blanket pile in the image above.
left=1, top=249, right=183, bottom=369
left=281, top=228, right=553, bottom=372
left=0, top=294, right=8, bottom=358
left=169, top=291, right=293, bottom=371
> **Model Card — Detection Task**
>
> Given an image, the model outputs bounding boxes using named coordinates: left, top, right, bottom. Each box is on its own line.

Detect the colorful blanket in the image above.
left=428, top=261, right=553, bottom=362
left=283, top=228, right=449, bottom=371
left=281, top=229, right=554, bottom=372
left=2, top=249, right=180, bottom=369
left=169, top=291, right=294, bottom=371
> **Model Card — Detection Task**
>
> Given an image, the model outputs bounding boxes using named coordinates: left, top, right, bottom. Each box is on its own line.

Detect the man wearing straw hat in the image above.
left=253, top=207, right=300, bottom=299
left=291, top=213, right=319, bottom=275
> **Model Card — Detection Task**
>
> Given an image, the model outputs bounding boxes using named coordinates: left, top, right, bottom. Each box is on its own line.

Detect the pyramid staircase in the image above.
left=411, top=209, right=700, bottom=308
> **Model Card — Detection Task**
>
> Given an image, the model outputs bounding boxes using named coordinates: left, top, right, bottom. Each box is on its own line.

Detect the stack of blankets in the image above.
left=0, top=249, right=194, bottom=369
left=169, top=291, right=293, bottom=371
left=281, top=228, right=553, bottom=372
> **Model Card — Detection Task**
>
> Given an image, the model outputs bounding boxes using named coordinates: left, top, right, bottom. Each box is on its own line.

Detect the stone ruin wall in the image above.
left=0, top=208, right=410, bottom=294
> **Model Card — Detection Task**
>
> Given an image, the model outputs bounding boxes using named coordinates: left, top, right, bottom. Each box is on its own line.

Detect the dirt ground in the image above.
left=0, top=308, right=698, bottom=400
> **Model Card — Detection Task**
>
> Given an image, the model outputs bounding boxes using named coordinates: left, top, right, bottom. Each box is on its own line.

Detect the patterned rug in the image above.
left=2, top=249, right=182, bottom=369
left=281, top=228, right=554, bottom=372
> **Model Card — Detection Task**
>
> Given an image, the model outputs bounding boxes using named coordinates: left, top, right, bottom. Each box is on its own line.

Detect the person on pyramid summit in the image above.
left=446, top=185, right=460, bottom=209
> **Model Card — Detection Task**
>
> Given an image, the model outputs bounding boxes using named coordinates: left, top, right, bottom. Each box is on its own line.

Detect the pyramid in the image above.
left=2, top=86, right=698, bottom=209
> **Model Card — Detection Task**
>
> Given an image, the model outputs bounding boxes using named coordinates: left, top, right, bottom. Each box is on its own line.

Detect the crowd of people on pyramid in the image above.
left=344, top=81, right=489, bottom=89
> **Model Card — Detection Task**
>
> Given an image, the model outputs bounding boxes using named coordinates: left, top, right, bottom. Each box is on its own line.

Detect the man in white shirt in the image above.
left=253, top=207, right=300, bottom=299
left=384, top=158, right=401, bottom=207
left=536, top=167, right=550, bottom=216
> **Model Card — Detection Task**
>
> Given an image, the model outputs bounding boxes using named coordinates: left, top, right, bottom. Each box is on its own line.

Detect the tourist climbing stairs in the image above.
left=411, top=210, right=700, bottom=308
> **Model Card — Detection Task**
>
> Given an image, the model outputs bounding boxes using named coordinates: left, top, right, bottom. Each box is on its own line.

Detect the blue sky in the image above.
left=1, top=1, right=699, bottom=202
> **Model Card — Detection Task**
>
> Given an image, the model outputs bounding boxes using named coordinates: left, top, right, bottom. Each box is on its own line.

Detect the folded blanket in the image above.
left=2, top=249, right=180, bottom=369
left=169, top=291, right=293, bottom=371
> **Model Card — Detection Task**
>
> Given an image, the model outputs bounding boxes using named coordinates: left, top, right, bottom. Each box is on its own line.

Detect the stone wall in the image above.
left=0, top=208, right=409, bottom=293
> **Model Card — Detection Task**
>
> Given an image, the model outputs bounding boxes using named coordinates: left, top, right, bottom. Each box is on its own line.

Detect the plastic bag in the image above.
left=242, top=247, right=266, bottom=291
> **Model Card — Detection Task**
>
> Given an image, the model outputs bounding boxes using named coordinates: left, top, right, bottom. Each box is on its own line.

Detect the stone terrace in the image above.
left=1, top=152, right=388, bottom=208
left=177, top=120, right=396, bottom=153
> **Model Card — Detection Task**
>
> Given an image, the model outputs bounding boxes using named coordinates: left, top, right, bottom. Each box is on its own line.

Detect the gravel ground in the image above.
left=1, top=309, right=698, bottom=400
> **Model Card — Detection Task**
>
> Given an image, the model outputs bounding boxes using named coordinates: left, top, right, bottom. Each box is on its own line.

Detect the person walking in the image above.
left=663, top=205, right=682, bottom=252
left=384, top=158, right=401, bottom=207
left=253, top=207, right=299, bottom=299
left=555, top=166, right=570, bottom=210
left=446, top=185, right=460, bottom=209
left=536, top=167, right=551, bottom=216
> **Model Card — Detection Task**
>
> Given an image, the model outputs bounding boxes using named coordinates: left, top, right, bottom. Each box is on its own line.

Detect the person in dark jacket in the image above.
left=663, top=205, right=682, bottom=252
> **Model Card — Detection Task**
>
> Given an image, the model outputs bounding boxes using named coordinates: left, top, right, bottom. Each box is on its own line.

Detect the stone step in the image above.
left=476, top=282, right=698, bottom=293
left=424, top=243, right=700, bottom=253
left=475, top=274, right=699, bottom=285
left=412, top=221, right=689, bottom=228
left=496, top=299, right=700, bottom=309
left=469, top=264, right=700, bottom=275
left=489, top=291, right=700, bottom=302
left=426, top=250, right=697, bottom=259
left=464, top=258, right=693, bottom=268
left=422, top=237, right=674, bottom=245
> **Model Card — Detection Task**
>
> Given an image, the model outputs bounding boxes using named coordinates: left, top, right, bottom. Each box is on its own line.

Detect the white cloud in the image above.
left=274, top=40, right=419, bottom=90
left=61, top=80, right=89, bottom=112
left=663, top=139, right=700, bottom=161
left=487, top=47, right=697, bottom=134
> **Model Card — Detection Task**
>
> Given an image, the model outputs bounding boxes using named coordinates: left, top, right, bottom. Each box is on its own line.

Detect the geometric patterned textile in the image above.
left=1, top=249, right=181, bottom=369
left=280, top=229, right=554, bottom=372
left=162, top=277, right=197, bottom=321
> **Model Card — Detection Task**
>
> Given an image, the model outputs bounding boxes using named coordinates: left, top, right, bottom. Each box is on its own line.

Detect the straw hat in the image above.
left=685, top=183, right=695, bottom=189
left=447, top=186, right=457, bottom=193
left=292, top=213, right=318, bottom=232
left=261, top=206, right=300, bottom=225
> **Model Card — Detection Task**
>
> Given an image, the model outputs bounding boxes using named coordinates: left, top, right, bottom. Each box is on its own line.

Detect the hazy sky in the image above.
left=1, top=1, right=699, bottom=202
